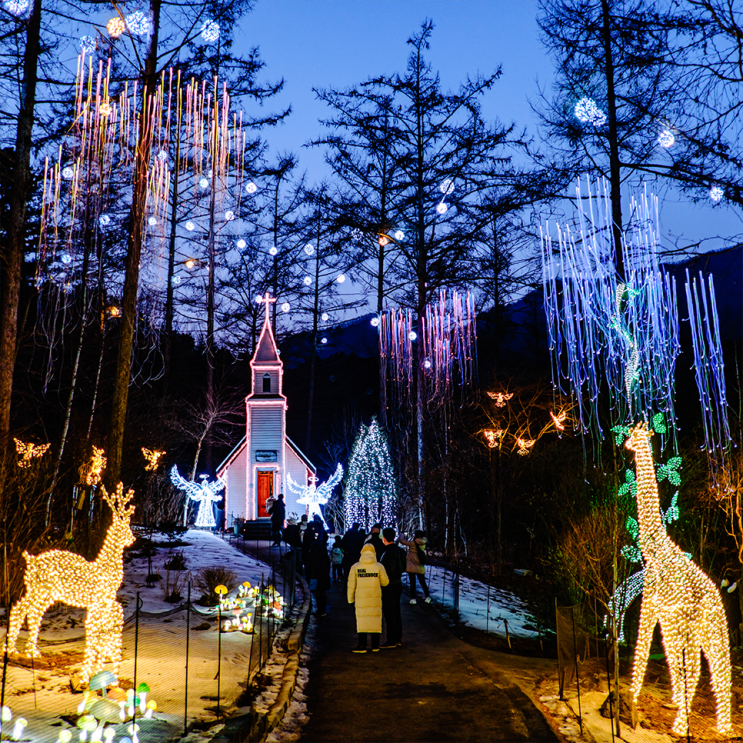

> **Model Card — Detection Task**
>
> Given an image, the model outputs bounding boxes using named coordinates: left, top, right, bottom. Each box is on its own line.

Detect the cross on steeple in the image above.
left=258, top=291, right=276, bottom=327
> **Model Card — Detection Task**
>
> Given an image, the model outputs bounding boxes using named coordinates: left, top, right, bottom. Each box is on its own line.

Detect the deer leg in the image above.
left=23, top=600, right=49, bottom=658
left=7, top=596, right=29, bottom=652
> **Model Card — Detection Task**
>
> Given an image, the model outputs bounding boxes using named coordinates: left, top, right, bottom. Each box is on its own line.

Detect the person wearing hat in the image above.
left=364, top=523, right=384, bottom=560
left=347, top=543, right=389, bottom=652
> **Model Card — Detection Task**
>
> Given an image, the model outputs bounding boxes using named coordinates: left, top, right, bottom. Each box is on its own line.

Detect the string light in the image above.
left=200, top=19, right=220, bottom=43
left=245, top=182, right=257, bottom=193
left=7, top=483, right=135, bottom=683
left=626, top=424, right=732, bottom=736
left=573, top=97, right=606, bottom=127
left=170, top=466, right=225, bottom=528
left=440, top=179, right=454, bottom=195
left=106, top=17, right=126, bottom=38
left=344, top=420, right=397, bottom=530
left=3, top=0, right=29, bottom=15
left=287, top=464, right=343, bottom=528
left=14, top=438, right=50, bottom=468
left=141, top=448, right=165, bottom=472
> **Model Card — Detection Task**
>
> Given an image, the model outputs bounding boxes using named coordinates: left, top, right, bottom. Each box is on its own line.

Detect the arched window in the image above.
left=263, top=373, right=271, bottom=393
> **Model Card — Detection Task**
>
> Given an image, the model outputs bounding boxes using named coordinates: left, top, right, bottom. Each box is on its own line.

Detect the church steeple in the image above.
left=250, top=292, right=283, bottom=397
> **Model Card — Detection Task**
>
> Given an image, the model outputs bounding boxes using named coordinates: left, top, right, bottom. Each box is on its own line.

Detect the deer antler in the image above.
left=100, top=483, right=136, bottom=517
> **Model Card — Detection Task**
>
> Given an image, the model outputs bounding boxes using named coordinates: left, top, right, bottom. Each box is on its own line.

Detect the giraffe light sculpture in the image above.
left=626, top=423, right=732, bottom=737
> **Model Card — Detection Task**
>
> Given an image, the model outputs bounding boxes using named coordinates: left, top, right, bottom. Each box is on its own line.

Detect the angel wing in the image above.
left=285, top=472, right=307, bottom=498
left=170, top=465, right=203, bottom=499
left=205, top=475, right=226, bottom=496
left=315, top=463, right=344, bottom=500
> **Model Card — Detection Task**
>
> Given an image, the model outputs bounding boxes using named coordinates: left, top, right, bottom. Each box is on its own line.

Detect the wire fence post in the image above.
left=216, top=600, right=222, bottom=716
left=603, top=633, right=615, bottom=743
left=453, top=563, right=460, bottom=627
left=486, top=583, right=490, bottom=634
left=570, top=607, right=583, bottom=734
left=133, top=591, right=141, bottom=729
left=184, top=582, right=191, bottom=737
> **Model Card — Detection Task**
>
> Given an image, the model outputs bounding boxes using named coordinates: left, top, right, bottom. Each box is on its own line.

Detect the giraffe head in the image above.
left=625, top=422, right=651, bottom=453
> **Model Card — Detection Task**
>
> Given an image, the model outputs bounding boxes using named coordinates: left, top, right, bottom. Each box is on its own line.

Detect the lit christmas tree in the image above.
left=343, top=418, right=398, bottom=531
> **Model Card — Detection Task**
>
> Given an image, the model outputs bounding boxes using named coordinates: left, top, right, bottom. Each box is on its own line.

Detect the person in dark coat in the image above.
left=380, top=527, right=407, bottom=648
left=340, top=523, right=366, bottom=581
left=268, top=494, right=286, bottom=546
left=305, top=529, right=331, bottom=616
left=364, top=523, right=384, bottom=560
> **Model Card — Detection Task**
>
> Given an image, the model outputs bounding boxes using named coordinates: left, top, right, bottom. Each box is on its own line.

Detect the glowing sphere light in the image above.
left=245, top=181, right=257, bottom=193
left=573, top=96, right=606, bottom=127
left=436, top=202, right=447, bottom=215
left=148, top=216, right=157, bottom=226
left=199, top=177, right=208, bottom=189
left=394, top=230, right=405, bottom=241
left=4, top=0, right=29, bottom=15
left=440, top=178, right=455, bottom=195
left=200, top=19, right=220, bottom=43
left=269, top=246, right=278, bottom=256
left=657, top=129, right=675, bottom=148
left=185, top=220, right=195, bottom=231
left=225, top=210, right=235, bottom=221
left=304, top=243, right=314, bottom=256
left=62, top=166, right=74, bottom=180
left=321, top=312, right=329, bottom=321
left=99, top=214, right=110, bottom=227
left=337, top=274, right=346, bottom=283
left=710, top=185, right=724, bottom=203
left=303, top=276, right=312, bottom=286
left=237, top=239, right=246, bottom=249
left=80, top=36, right=96, bottom=53
left=281, top=302, right=290, bottom=313
left=125, top=11, right=151, bottom=35
left=106, top=17, right=126, bottom=38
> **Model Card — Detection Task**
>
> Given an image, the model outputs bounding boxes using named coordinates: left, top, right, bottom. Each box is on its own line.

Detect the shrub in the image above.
left=164, top=551, right=187, bottom=570
left=196, top=565, right=238, bottom=605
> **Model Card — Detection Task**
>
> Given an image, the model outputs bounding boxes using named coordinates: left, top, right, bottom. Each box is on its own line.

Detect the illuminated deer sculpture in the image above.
left=626, top=423, right=732, bottom=737
left=8, top=483, right=135, bottom=683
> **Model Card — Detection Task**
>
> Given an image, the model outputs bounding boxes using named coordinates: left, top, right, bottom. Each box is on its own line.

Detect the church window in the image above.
left=263, top=373, right=271, bottom=393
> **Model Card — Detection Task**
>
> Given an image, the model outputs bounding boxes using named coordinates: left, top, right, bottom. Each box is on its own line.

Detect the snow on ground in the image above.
left=424, top=564, right=541, bottom=638
left=0, top=529, right=289, bottom=743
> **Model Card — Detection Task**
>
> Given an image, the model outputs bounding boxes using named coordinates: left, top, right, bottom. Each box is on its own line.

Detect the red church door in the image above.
left=257, top=471, right=273, bottom=517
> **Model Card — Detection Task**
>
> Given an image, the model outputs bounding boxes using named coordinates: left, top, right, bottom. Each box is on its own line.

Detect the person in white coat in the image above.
left=347, top=543, right=389, bottom=653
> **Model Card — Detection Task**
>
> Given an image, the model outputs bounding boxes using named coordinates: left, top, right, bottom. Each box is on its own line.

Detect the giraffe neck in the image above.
left=633, top=437, right=665, bottom=539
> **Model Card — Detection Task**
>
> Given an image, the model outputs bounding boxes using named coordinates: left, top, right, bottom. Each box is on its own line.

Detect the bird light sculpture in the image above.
left=286, top=464, right=343, bottom=528
left=141, top=448, right=165, bottom=472
left=169, top=465, right=225, bottom=528
left=14, top=438, right=50, bottom=468
left=7, top=484, right=135, bottom=684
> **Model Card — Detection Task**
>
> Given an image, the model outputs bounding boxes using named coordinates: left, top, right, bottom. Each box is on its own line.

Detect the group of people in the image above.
left=267, top=495, right=433, bottom=652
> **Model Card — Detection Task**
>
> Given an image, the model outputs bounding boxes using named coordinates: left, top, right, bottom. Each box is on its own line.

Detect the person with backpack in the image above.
left=399, top=530, right=431, bottom=604
left=379, top=527, right=407, bottom=648
left=330, top=535, right=344, bottom=582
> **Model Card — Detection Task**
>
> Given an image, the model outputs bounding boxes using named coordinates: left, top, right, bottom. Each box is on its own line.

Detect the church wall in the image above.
left=284, top=445, right=311, bottom=518
left=224, top=444, right=248, bottom=523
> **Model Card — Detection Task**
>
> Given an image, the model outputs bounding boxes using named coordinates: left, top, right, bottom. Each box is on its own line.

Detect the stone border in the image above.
left=210, top=576, right=312, bottom=743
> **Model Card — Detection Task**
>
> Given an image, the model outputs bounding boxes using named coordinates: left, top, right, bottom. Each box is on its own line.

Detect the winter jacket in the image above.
left=330, top=546, right=344, bottom=565
left=398, top=536, right=428, bottom=575
left=380, top=542, right=407, bottom=586
left=305, top=540, right=331, bottom=592
left=268, top=499, right=285, bottom=527
left=347, top=544, right=389, bottom=633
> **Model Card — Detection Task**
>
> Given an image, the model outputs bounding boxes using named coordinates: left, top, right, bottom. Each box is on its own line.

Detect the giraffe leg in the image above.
left=630, top=606, right=657, bottom=727
left=706, top=619, right=733, bottom=736
left=671, top=643, right=700, bottom=737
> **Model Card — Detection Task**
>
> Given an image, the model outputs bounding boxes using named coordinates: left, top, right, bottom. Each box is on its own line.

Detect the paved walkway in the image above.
left=300, top=578, right=559, bottom=742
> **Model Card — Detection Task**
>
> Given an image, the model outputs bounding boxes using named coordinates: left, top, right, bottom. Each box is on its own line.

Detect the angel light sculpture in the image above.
left=286, top=464, right=343, bottom=528
left=170, top=465, right=225, bottom=528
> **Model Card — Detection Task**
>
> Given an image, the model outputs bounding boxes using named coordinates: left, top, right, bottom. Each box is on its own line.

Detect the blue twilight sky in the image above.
left=236, top=0, right=742, bottom=255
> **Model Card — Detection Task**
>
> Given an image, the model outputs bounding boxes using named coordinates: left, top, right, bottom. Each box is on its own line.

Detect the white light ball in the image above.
left=424, top=359, right=432, bottom=369
left=394, top=230, right=404, bottom=241
left=255, top=294, right=263, bottom=304
left=657, top=129, right=675, bottom=148
left=304, top=243, right=314, bottom=256
left=370, top=317, right=380, bottom=327
left=148, top=216, right=157, bottom=226
left=157, top=149, right=168, bottom=161
left=62, top=166, right=74, bottom=180
left=172, top=275, right=181, bottom=285
left=3, top=0, right=29, bottom=15
left=440, top=178, right=454, bottom=195
left=99, top=214, right=110, bottom=227
left=337, top=274, right=346, bottom=283
left=281, top=302, right=290, bottom=313
left=573, top=97, right=606, bottom=127
left=126, top=10, right=151, bottom=36
left=303, top=276, right=312, bottom=286
left=321, top=337, right=328, bottom=344
left=185, top=220, right=195, bottom=231
left=237, top=239, right=246, bottom=249
left=199, top=178, right=209, bottom=189
left=60, top=253, right=72, bottom=265
left=710, top=185, right=724, bottom=203
left=321, top=312, right=329, bottom=322
left=436, top=202, right=448, bottom=215
left=201, top=19, right=220, bottom=43
left=269, top=246, right=278, bottom=256
left=408, top=331, right=417, bottom=341
left=245, top=181, right=257, bottom=194
left=225, top=210, right=235, bottom=221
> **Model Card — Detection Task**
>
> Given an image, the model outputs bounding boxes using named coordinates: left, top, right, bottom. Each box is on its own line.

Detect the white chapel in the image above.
left=217, top=294, right=315, bottom=523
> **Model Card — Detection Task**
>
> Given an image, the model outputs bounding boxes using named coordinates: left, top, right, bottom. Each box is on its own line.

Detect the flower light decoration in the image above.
left=287, top=464, right=343, bottom=528
left=7, top=483, right=135, bottom=684
left=141, top=448, right=165, bottom=472
left=344, top=420, right=398, bottom=530
left=625, top=423, right=732, bottom=736
left=170, top=465, right=225, bottom=528
left=487, top=391, right=513, bottom=408
left=14, top=438, right=50, bottom=468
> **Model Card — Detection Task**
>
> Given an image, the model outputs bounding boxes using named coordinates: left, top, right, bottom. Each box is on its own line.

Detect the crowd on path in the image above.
left=265, top=494, right=433, bottom=654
